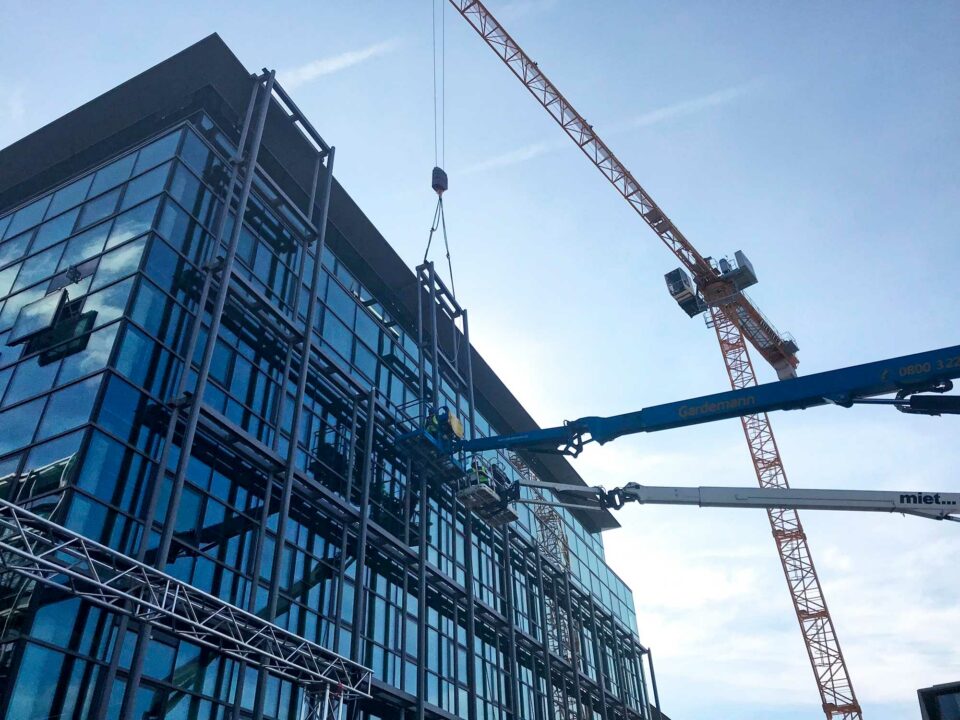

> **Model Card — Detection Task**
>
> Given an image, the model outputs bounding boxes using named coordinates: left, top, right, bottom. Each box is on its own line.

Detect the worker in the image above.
left=472, top=458, right=491, bottom=488
left=425, top=408, right=440, bottom=438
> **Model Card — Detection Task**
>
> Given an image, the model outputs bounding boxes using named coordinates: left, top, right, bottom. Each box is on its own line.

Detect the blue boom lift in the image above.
left=400, top=344, right=960, bottom=526
left=458, top=344, right=960, bottom=457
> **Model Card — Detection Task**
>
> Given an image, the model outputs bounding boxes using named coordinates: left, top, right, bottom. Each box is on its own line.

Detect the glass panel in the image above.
left=120, top=162, right=170, bottom=211
left=11, top=243, right=65, bottom=293
left=31, top=207, right=80, bottom=253
left=0, top=397, right=44, bottom=455
left=89, top=153, right=136, bottom=197
left=180, top=129, right=212, bottom=176
left=58, top=221, right=111, bottom=270
left=107, top=198, right=159, bottom=249
left=5, top=643, right=65, bottom=720
left=57, top=321, right=119, bottom=385
left=0, top=286, right=45, bottom=331
left=91, top=237, right=146, bottom=291
left=36, top=374, right=102, bottom=440
left=5, top=195, right=52, bottom=238
left=0, top=265, right=17, bottom=299
left=7, top=290, right=66, bottom=345
left=46, top=174, right=94, bottom=218
left=0, top=212, right=10, bottom=241
left=4, top=356, right=60, bottom=405
left=77, top=188, right=121, bottom=230
left=0, top=232, right=31, bottom=268
left=133, top=130, right=182, bottom=174
left=83, top=277, right=135, bottom=327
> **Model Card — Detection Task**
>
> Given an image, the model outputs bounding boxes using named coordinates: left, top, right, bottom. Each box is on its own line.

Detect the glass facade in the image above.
left=0, top=63, right=655, bottom=720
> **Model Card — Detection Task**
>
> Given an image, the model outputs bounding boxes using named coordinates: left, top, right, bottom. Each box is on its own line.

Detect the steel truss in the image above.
left=712, top=309, right=861, bottom=718
left=0, top=497, right=372, bottom=713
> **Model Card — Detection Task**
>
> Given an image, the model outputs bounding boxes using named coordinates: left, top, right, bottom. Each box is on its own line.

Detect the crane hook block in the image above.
left=432, top=166, right=449, bottom=196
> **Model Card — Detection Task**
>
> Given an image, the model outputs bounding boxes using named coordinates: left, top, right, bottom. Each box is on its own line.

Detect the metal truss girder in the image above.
left=711, top=308, right=862, bottom=719
left=0, top=498, right=372, bottom=701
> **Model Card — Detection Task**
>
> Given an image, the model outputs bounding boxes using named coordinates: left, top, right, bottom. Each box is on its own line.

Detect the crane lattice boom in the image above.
left=451, top=0, right=798, bottom=376
left=449, top=1, right=863, bottom=716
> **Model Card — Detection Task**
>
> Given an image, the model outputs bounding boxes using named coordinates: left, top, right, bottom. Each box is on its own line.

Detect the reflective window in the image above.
left=7, top=290, right=66, bottom=345
left=107, top=199, right=159, bottom=249
left=120, top=162, right=170, bottom=211
left=37, top=374, right=102, bottom=440
left=47, top=174, right=94, bottom=218
left=0, top=285, right=45, bottom=331
left=0, top=232, right=31, bottom=268
left=58, top=321, right=119, bottom=385
left=0, top=397, right=44, bottom=455
left=133, top=129, right=182, bottom=174
left=11, top=242, right=65, bottom=293
left=4, top=356, right=60, bottom=406
left=5, top=195, right=51, bottom=239
left=32, top=207, right=80, bottom=253
left=83, top=277, right=135, bottom=326
left=77, top=188, right=121, bottom=230
left=91, top=237, right=146, bottom=291
left=59, top=221, right=111, bottom=269
left=89, top=153, right=136, bottom=197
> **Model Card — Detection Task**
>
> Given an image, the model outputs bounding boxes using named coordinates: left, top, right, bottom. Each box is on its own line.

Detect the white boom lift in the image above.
left=521, top=480, right=960, bottom=522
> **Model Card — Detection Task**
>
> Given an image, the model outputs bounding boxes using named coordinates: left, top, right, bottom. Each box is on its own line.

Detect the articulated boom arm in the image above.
left=526, top=480, right=960, bottom=522
left=449, top=0, right=798, bottom=374
left=458, top=344, right=960, bottom=456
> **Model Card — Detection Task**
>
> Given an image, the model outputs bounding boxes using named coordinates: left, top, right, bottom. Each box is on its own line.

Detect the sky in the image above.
left=1, top=1, right=958, bottom=718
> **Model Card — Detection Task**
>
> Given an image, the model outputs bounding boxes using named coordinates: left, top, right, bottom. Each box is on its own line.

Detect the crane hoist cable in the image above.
left=424, top=0, right=456, bottom=297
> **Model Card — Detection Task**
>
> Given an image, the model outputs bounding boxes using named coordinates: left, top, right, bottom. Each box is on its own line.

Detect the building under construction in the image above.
left=0, top=36, right=659, bottom=720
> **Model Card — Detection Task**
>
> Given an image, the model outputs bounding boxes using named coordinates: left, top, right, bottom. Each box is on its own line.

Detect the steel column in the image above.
left=349, top=387, right=378, bottom=663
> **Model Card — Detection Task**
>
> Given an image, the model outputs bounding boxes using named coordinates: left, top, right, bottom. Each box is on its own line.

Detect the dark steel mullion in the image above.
left=646, top=648, right=661, bottom=719
left=236, top=146, right=319, bottom=720
left=562, top=572, right=583, bottom=720
left=118, top=70, right=276, bottom=720
left=90, top=72, right=265, bottom=720
left=534, top=548, right=556, bottom=720
left=254, top=147, right=335, bottom=720
left=500, top=528, right=521, bottom=720
left=416, top=474, right=428, bottom=720
left=588, top=596, right=609, bottom=720
left=332, top=392, right=361, bottom=654
left=464, top=516, right=478, bottom=720
left=349, top=386, right=377, bottom=663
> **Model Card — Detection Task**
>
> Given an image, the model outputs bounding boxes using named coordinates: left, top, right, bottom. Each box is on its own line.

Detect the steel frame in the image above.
left=449, top=1, right=861, bottom=716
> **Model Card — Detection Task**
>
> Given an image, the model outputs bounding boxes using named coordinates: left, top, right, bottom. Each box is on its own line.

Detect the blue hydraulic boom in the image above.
left=458, top=344, right=960, bottom=456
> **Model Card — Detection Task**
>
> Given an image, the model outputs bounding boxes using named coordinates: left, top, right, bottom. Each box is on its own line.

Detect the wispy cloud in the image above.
left=624, top=80, right=760, bottom=129
left=461, top=80, right=760, bottom=175
left=282, top=39, right=402, bottom=90
left=461, top=139, right=564, bottom=175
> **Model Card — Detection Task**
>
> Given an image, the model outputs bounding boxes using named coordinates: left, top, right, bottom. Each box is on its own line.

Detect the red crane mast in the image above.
left=448, top=1, right=863, bottom=717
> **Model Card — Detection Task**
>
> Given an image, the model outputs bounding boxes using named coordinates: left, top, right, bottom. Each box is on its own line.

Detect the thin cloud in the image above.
left=461, top=80, right=760, bottom=175
left=282, top=39, right=402, bottom=89
left=461, top=139, right=564, bottom=175
left=624, top=81, right=760, bottom=129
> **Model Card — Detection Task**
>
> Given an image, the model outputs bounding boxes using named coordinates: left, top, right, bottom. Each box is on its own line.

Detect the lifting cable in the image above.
left=423, top=0, right=456, bottom=298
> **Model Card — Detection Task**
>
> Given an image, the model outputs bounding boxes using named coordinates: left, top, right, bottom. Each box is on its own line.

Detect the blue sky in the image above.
left=2, top=1, right=958, bottom=718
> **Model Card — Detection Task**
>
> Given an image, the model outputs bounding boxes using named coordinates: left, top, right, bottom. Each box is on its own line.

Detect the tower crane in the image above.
left=445, top=2, right=909, bottom=717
